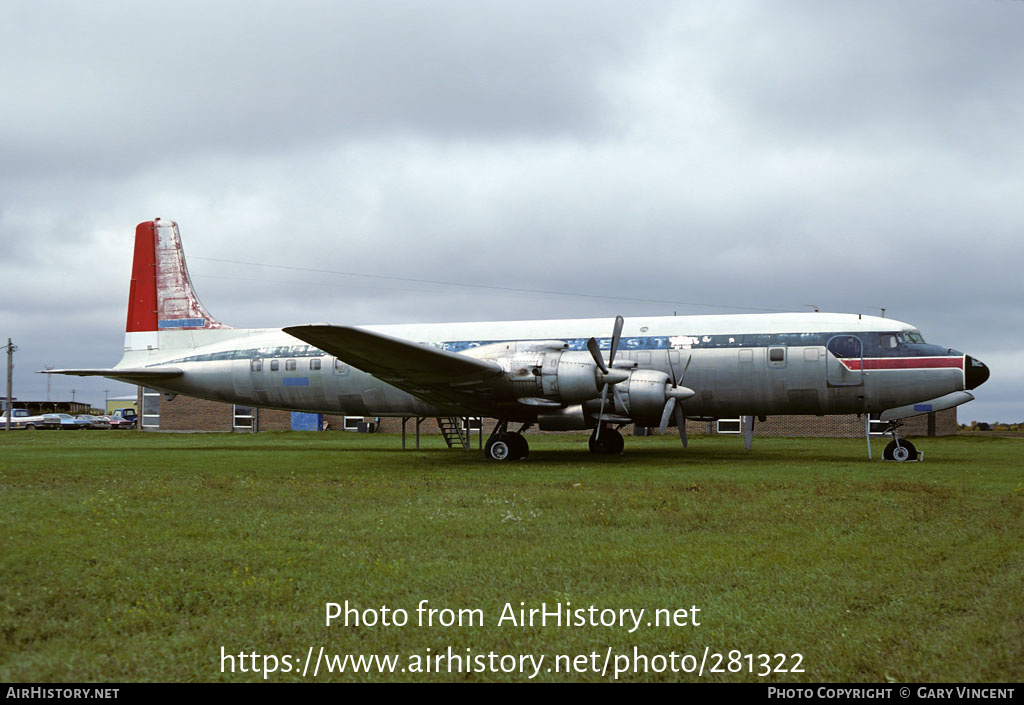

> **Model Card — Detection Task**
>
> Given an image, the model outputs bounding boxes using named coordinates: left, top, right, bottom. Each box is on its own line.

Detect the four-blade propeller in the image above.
left=660, top=351, right=693, bottom=446
left=586, top=316, right=630, bottom=440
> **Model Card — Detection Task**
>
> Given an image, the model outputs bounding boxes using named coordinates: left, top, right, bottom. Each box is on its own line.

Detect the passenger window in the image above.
left=310, top=359, right=321, bottom=370
left=769, top=348, right=785, bottom=362
left=334, top=358, right=348, bottom=372
left=285, top=359, right=297, bottom=371
left=270, top=360, right=280, bottom=372
left=250, top=360, right=262, bottom=372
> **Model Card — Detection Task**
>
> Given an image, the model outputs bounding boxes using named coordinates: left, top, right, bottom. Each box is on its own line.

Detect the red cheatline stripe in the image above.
left=841, top=357, right=964, bottom=371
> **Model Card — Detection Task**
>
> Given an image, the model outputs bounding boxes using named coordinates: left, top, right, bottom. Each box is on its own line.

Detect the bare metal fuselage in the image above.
left=119, top=312, right=972, bottom=426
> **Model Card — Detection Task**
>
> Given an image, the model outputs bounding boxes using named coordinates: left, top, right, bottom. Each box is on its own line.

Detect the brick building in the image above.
left=141, top=388, right=957, bottom=439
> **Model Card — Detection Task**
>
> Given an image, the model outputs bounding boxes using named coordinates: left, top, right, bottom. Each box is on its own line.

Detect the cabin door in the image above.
left=825, top=335, right=864, bottom=387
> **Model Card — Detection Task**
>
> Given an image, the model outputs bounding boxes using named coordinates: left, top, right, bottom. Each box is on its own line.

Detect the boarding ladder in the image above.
left=436, top=417, right=470, bottom=449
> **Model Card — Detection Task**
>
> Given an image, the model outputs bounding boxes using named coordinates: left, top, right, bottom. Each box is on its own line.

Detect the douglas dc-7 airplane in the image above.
left=50, top=219, right=989, bottom=461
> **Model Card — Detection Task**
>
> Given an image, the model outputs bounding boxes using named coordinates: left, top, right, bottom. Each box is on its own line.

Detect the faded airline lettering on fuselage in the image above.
left=156, top=331, right=951, bottom=366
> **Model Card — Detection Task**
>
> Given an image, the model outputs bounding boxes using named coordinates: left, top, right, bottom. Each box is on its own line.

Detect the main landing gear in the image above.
left=483, top=420, right=530, bottom=461
left=880, top=420, right=920, bottom=462
left=589, top=425, right=624, bottom=455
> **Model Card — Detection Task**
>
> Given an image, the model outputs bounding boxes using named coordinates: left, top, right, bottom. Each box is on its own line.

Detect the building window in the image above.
left=270, top=360, right=280, bottom=371
left=141, top=388, right=161, bottom=428
left=286, top=359, right=297, bottom=371
left=309, top=359, right=321, bottom=370
left=343, top=416, right=362, bottom=431
left=461, top=417, right=483, bottom=431
left=250, top=359, right=262, bottom=372
left=716, top=418, right=741, bottom=434
left=233, top=405, right=255, bottom=429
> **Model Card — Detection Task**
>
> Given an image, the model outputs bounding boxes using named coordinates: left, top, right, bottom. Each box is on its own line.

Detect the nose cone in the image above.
left=965, top=356, right=990, bottom=390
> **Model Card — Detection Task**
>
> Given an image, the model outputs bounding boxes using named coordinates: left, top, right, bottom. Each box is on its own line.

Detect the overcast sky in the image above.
left=2, top=1, right=1021, bottom=423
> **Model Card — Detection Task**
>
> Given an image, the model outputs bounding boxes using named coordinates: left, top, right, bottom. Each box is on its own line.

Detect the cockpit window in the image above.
left=879, top=333, right=898, bottom=349
left=898, top=330, right=926, bottom=344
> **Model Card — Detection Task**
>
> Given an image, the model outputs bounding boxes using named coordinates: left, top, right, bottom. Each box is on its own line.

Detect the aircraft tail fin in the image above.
left=125, top=219, right=230, bottom=350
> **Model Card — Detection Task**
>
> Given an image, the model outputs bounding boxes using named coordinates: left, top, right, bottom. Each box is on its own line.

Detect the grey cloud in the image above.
left=0, top=1, right=670, bottom=177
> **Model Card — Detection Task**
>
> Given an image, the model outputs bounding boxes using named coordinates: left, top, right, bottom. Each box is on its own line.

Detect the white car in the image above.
left=0, top=409, right=61, bottom=430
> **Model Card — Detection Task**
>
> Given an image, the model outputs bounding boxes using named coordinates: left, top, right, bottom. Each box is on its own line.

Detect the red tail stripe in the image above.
left=126, top=221, right=158, bottom=332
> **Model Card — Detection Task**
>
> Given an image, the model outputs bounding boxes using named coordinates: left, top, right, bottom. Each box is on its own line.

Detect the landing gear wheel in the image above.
left=485, top=432, right=528, bottom=461
left=589, top=427, right=624, bottom=455
left=485, top=435, right=512, bottom=461
left=509, top=433, right=529, bottom=460
left=883, top=439, right=918, bottom=462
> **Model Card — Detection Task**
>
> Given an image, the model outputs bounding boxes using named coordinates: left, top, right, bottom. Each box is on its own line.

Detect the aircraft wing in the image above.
left=43, top=367, right=184, bottom=384
left=283, top=324, right=506, bottom=410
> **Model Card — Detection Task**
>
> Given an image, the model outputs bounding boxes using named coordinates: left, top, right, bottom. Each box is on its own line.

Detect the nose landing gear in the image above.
left=880, top=420, right=921, bottom=462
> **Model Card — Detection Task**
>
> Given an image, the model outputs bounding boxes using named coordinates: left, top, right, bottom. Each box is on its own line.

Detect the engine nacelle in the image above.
left=619, top=369, right=672, bottom=424
left=497, top=349, right=676, bottom=415
left=543, top=351, right=604, bottom=402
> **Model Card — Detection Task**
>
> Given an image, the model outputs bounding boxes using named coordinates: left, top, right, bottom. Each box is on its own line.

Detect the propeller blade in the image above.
left=612, top=385, right=628, bottom=415
left=595, top=383, right=609, bottom=440
left=743, top=415, right=754, bottom=450
left=667, top=350, right=692, bottom=385
left=680, top=353, right=692, bottom=381
left=608, top=315, right=624, bottom=365
left=586, top=337, right=608, bottom=374
left=659, top=397, right=676, bottom=434
left=674, top=404, right=687, bottom=447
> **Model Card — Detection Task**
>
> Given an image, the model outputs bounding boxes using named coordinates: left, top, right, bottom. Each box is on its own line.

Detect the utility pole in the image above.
left=4, top=339, right=15, bottom=432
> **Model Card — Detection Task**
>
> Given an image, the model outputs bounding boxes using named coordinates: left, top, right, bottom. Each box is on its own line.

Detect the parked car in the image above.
left=0, top=409, right=61, bottom=430
left=110, top=408, right=138, bottom=428
left=76, top=415, right=111, bottom=429
left=51, top=413, right=91, bottom=430
left=101, top=415, right=134, bottom=429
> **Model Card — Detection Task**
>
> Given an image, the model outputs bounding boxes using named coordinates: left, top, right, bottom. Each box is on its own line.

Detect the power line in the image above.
left=191, top=256, right=791, bottom=313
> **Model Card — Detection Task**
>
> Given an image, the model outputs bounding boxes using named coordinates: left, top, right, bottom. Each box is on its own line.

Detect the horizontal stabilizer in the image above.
left=42, top=367, right=184, bottom=384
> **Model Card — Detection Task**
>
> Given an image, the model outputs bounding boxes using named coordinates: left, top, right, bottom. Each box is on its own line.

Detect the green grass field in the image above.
left=1, top=431, right=1021, bottom=682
